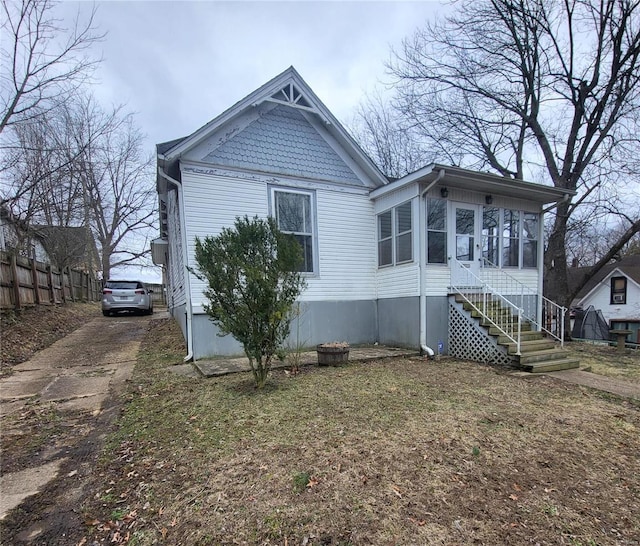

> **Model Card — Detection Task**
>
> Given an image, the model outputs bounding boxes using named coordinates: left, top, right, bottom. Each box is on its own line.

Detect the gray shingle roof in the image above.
left=203, top=105, right=362, bottom=185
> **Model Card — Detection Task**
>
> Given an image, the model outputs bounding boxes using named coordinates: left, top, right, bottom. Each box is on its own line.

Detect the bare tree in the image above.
left=4, top=93, right=155, bottom=279
left=0, top=0, right=102, bottom=135
left=350, top=90, right=432, bottom=178
left=385, top=0, right=640, bottom=309
left=77, top=106, right=155, bottom=280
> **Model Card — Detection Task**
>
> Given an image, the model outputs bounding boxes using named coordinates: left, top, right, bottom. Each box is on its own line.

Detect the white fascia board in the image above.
left=370, top=164, right=438, bottom=199
left=371, top=163, right=574, bottom=204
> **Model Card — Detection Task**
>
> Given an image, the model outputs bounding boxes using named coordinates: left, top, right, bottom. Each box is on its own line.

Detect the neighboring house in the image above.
left=153, top=67, right=575, bottom=369
left=0, top=206, right=50, bottom=263
left=32, top=225, right=100, bottom=274
left=570, top=255, right=640, bottom=345
left=0, top=206, right=99, bottom=274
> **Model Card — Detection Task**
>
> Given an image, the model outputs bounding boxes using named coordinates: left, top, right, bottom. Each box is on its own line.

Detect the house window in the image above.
left=502, top=209, right=520, bottom=267
left=482, top=206, right=499, bottom=265
left=611, top=276, right=627, bottom=305
left=377, top=201, right=413, bottom=267
left=522, top=213, right=538, bottom=268
left=395, top=201, right=412, bottom=264
left=273, top=189, right=315, bottom=273
left=427, top=198, right=447, bottom=264
left=378, top=211, right=393, bottom=267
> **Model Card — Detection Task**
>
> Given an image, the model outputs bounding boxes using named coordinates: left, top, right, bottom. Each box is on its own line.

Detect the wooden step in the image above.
left=506, top=339, right=556, bottom=354
left=488, top=324, right=532, bottom=335
left=496, top=331, right=544, bottom=344
left=522, top=358, right=581, bottom=373
left=517, top=348, right=570, bottom=364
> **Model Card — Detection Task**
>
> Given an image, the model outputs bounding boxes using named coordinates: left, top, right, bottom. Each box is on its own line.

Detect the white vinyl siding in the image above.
left=166, top=190, right=186, bottom=308
left=181, top=170, right=268, bottom=311
left=377, top=262, right=420, bottom=298
left=181, top=168, right=377, bottom=308
left=308, top=188, right=377, bottom=301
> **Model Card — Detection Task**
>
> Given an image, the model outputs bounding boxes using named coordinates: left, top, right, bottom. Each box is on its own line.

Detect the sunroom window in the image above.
left=395, top=201, right=413, bottom=264
left=378, top=211, right=393, bottom=267
left=377, top=201, right=413, bottom=267
left=273, top=189, right=315, bottom=273
left=482, top=207, right=499, bottom=266
left=522, top=213, right=539, bottom=268
left=502, top=209, right=520, bottom=267
left=427, top=199, right=447, bottom=264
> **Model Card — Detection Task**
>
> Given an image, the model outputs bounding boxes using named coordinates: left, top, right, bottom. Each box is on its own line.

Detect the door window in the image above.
left=455, top=207, right=475, bottom=262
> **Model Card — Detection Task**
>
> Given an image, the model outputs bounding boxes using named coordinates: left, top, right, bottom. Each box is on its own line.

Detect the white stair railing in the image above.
left=481, top=259, right=565, bottom=346
left=450, top=258, right=523, bottom=355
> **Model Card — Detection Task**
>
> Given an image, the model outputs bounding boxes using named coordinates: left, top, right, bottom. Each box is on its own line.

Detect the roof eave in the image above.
left=370, top=163, right=574, bottom=204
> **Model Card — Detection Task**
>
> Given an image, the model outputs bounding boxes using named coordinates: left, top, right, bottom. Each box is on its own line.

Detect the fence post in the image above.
left=66, top=267, right=75, bottom=302
left=30, top=257, right=40, bottom=305
left=10, top=254, right=21, bottom=311
left=47, top=265, right=55, bottom=303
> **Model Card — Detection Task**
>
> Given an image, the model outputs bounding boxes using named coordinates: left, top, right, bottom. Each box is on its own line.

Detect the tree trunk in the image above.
left=544, top=202, right=571, bottom=310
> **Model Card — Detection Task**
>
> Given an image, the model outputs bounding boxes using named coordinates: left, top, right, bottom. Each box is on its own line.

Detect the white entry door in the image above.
left=450, top=203, right=481, bottom=285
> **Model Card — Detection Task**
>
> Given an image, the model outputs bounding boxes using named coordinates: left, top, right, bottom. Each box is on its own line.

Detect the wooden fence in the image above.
left=0, top=251, right=102, bottom=310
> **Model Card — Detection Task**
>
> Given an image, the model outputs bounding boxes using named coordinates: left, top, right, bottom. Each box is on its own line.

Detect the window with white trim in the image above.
left=502, top=209, right=520, bottom=267
left=427, top=199, right=447, bottom=264
left=378, top=211, right=392, bottom=267
left=377, top=201, right=413, bottom=267
left=272, top=189, right=315, bottom=273
left=522, top=213, right=539, bottom=268
left=482, top=206, right=499, bottom=265
left=611, top=276, right=627, bottom=305
left=395, top=201, right=413, bottom=264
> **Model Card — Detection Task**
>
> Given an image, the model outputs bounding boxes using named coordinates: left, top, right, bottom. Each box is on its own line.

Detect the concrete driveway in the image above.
left=0, top=312, right=155, bottom=525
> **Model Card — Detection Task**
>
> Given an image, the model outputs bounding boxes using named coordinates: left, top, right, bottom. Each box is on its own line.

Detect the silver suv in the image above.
left=102, top=280, right=153, bottom=316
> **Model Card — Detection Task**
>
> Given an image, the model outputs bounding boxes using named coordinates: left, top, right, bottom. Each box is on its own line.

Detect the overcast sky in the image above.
left=51, top=1, right=445, bottom=282
left=61, top=0, right=446, bottom=150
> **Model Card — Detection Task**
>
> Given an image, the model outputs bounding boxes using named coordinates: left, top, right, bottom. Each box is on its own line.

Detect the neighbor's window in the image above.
left=378, top=210, right=393, bottom=267
left=395, top=201, right=413, bottom=264
left=522, top=213, right=539, bottom=268
left=273, top=189, right=315, bottom=273
left=611, top=276, right=627, bottom=305
left=427, top=198, right=447, bottom=264
left=502, top=209, right=520, bottom=267
left=482, top=206, right=499, bottom=265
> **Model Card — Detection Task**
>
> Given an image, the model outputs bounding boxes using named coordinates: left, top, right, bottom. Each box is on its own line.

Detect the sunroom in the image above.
left=371, top=164, right=575, bottom=370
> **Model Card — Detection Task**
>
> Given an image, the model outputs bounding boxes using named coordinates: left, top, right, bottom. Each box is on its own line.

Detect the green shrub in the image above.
left=193, top=216, right=306, bottom=388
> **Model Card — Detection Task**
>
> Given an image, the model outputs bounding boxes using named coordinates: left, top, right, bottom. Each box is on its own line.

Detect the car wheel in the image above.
left=102, top=310, right=110, bottom=317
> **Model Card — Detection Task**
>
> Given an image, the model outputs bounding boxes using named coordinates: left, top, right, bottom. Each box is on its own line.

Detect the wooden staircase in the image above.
left=458, top=296, right=580, bottom=372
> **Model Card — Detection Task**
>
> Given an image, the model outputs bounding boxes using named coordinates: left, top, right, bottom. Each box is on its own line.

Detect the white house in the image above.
left=571, top=255, right=640, bottom=345
left=153, top=67, right=578, bottom=371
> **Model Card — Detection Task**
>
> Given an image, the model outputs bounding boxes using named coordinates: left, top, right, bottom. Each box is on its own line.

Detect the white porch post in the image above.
left=536, top=208, right=545, bottom=331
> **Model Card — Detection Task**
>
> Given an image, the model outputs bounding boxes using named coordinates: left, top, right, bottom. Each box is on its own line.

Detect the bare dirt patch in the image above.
left=1, top=303, right=100, bottom=375
left=53, top=319, right=640, bottom=546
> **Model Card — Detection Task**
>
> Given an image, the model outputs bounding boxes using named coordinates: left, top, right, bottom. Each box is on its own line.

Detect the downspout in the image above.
left=418, top=168, right=446, bottom=358
left=158, top=166, right=194, bottom=362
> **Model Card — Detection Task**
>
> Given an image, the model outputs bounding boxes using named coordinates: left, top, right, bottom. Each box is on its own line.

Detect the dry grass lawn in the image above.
left=566, top=341, right=640, bottom=384
left=77, top=319, right=640, bottom=546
